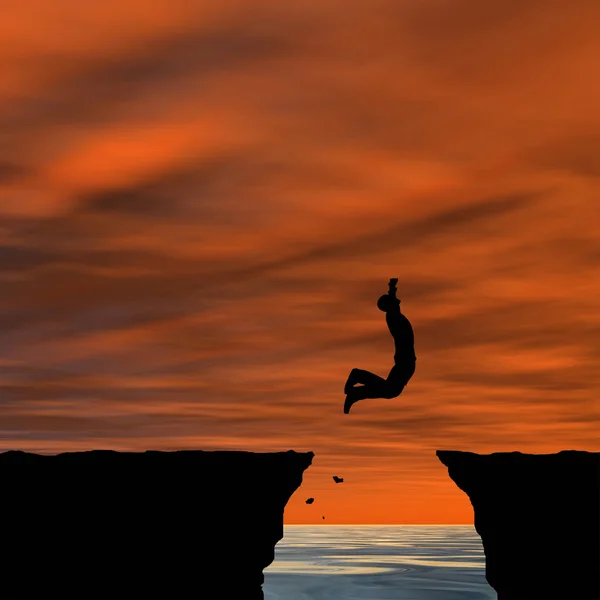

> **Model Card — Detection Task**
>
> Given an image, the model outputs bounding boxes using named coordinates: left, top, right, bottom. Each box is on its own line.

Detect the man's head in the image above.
left=377, top=294, right=400, bottom=313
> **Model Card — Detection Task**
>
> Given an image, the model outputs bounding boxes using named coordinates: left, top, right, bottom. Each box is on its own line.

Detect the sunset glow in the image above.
left=2, top=0, right=600, bottom=523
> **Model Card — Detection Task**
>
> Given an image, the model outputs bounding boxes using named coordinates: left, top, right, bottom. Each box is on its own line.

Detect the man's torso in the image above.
left=387, top=311, right=416, bottom=363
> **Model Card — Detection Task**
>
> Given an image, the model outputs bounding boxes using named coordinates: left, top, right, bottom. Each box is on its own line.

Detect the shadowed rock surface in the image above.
left=0, top=449, right=313, bottom=599
left=437, top=450, right=600, bottom=600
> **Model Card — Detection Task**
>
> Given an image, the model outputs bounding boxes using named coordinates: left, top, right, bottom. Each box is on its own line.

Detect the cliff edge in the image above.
left=0, top=449, right=313, bottom=599
left=437, top=450, right=600, bottom=600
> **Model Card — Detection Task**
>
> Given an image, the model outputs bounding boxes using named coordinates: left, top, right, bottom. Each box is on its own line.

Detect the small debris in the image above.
left=305, top=497, right=315, bottom=504
left=333, top=476, right=344, bottom=483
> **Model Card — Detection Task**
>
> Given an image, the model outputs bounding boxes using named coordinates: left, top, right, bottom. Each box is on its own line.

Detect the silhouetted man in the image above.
left=344, top=278, right=416, bottom=414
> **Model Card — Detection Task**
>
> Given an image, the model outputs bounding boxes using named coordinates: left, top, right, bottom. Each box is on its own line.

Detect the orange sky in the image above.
left=2, top=0, right=600, bottom=523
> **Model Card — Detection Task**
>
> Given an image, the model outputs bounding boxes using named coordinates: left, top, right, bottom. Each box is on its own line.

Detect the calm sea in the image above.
left=264, top=525, right=495, bottom=600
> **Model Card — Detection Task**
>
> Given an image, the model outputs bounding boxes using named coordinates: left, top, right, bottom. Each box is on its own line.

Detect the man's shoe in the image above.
left=344, top=394, right=355, bottom=415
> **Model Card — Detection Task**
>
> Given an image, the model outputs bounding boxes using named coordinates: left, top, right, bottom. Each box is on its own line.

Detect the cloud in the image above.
left=0, top=13, right=302, bottom=136
left=0, top=161, right=32, bottom=183
left=527, top=134, right=600, bottom=179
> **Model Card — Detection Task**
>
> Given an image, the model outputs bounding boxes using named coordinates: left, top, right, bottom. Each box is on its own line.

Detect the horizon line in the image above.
left=284, top=523, right=475, bottom=526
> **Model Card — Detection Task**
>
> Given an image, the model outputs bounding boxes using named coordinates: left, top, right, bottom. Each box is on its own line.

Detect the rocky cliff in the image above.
left=0, top=449, right=313, bottom=599
left=437, top=450, right=600, bottom=600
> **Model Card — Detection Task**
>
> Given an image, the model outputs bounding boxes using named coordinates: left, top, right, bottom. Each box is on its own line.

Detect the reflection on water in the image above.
left=264, top=525, right=495, bottom=600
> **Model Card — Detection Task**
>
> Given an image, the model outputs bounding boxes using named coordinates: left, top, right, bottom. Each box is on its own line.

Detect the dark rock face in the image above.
left=0, top=449, right=313, bottom=599
left=437, top=450, right=600, bottom=600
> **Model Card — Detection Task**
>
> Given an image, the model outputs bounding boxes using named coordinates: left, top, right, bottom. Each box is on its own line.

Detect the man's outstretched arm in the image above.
left=384, top=281, right=401, bottom=335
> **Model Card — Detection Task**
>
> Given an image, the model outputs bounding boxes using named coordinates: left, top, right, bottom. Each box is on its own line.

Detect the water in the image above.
left=264, top=525, right=496, bottom=600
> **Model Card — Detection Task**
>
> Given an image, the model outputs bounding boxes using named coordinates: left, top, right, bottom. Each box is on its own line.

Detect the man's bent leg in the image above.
left=345, top=368, right=386, bottom=394
left=345, top=363, right=415, bottom=414
left=344, top=371, right=391, bottom=414
left=383, top=362, right=416, bottom=398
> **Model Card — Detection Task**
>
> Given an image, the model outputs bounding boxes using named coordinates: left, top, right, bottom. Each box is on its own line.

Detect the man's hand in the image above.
left=388, top=278, right=398, bottom=296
